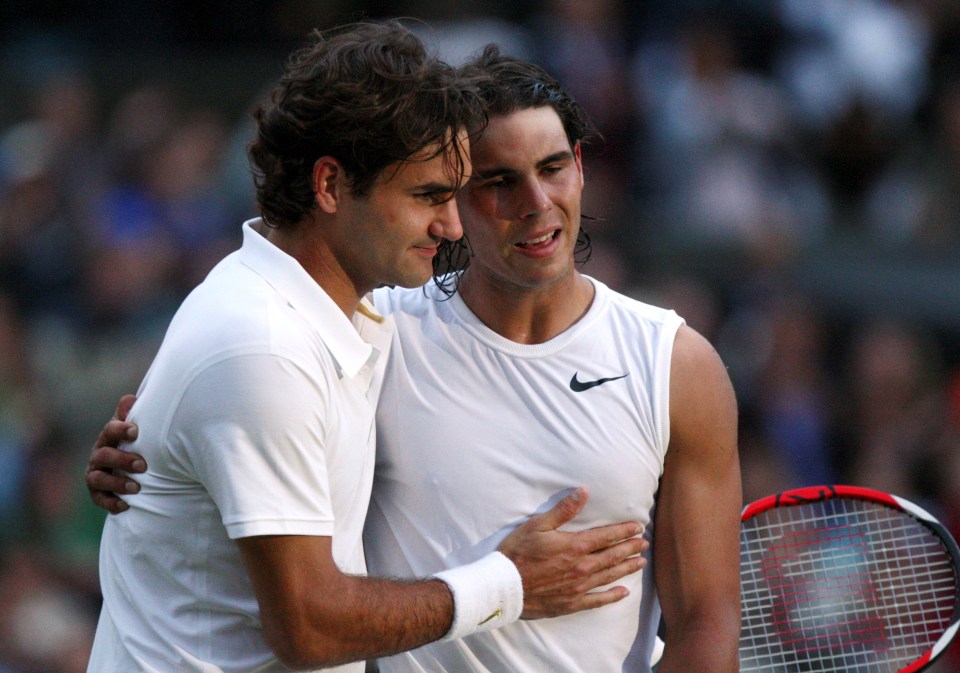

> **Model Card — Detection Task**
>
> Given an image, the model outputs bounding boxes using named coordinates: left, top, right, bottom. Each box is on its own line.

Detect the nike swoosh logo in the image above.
left=569, top=372, right=629, bottom=392
left=478, top=608, right=502, bottom=626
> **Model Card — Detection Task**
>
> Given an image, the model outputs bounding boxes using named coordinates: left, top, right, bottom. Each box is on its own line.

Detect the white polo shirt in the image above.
left=88, top=219, right=392, bottom=673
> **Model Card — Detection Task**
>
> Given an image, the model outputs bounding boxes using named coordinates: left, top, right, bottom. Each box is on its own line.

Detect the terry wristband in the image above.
left=433, top=551, right=524, bottom=642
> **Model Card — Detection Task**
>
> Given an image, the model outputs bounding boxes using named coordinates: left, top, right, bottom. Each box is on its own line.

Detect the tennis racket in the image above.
left=653, top=484, right=960, bottom=672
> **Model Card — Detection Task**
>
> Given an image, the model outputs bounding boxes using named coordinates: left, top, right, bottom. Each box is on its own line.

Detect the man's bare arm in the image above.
left=654, top=325, right=742, bottom=673
left=238, top=534, right=453, bottom=668
left=239, top=486, right=646, bottom=668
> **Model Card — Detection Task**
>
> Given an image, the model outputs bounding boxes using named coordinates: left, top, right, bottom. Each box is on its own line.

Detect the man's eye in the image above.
left=417, top=192, right=450, bottom=204
left=482, top=178, right=509, bottom=189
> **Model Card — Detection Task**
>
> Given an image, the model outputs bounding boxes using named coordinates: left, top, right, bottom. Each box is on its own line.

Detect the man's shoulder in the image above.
left=179, top=264, right=276, bottom=331
left=164, top=262, right=323, bottom=370
left=589, top=277, right=683, bottom=332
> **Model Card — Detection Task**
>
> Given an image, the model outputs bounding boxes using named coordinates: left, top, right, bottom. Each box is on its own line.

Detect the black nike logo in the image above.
left=569, top=372, right=629, bottom=392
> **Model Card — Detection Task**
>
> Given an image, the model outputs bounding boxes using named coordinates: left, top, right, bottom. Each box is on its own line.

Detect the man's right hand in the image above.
left=85, top=394, right=146, bottom=514
left=498, top=488, right=648, bottom=619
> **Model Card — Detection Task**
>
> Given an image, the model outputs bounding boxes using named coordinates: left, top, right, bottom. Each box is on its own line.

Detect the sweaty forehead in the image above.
left=470, top=106, right=569, bottom=168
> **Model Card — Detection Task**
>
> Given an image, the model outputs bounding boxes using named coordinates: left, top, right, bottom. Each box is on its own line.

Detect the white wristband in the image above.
left=433, top=551, right=524, bottom=642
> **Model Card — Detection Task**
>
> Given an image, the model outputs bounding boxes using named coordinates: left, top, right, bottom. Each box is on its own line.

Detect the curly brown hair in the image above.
left=249, top=21, right=482, bottom=229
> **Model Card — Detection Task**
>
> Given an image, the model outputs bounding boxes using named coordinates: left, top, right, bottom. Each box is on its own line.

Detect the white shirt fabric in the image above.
left=88, top=219, right=392, bottom=673
left=366, top=275, right=684, bottom=673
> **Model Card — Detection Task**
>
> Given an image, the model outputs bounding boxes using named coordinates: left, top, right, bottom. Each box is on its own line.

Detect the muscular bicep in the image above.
left=654, top=325, right=741, bottom=669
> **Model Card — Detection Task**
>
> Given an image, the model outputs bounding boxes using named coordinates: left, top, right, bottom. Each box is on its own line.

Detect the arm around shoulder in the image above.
left=654, top=325, right=741, bottom=673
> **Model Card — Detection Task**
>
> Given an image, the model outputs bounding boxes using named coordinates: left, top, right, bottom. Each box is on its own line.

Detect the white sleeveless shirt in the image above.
left=366, top=275, right=684, bottom=673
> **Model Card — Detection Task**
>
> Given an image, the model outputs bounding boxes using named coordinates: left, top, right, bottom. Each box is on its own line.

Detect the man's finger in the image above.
left=86, top=467, right=141, bottom=495
left=97, top=420, right=138, bottom=449
left=91, top=491, right=130, bottom=515
left=90, top=444, right=145, bottom=473
left=521, top=584, right=631, bottom=619
left=114, top=394, right=137, bottom=422
left=570, top=552, right=646, bottom=594
left=568, top=520, right=644, bottom=553
left=536, top=537, right=647, bottom=596
left=564, top=584, right=632, bottom=612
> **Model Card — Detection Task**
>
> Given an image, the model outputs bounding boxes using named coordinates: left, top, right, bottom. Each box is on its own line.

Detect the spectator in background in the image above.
left=0, top=547, right=97, bottom=673
left=629, top=7, right=831, bottom=257
left=863, top=77, right=960, bottom=247
left=0, top=120, right=89, bottom=323
left=750, top=294, right=837, bottom=487
left=85, top=86, right=234, bottom=333
left=0, top=290, right=38, bottom=545
left=840, top=320, right=949, bottom=504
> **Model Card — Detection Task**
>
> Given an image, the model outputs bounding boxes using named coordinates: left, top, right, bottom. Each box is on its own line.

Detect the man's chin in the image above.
left=387, top=268, right=433, bottom=289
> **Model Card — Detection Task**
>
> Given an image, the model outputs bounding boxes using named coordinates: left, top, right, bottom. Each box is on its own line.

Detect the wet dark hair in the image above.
left=433, top=45, right=598, bottom=295
left=249, top=21, right=483, bottom=230
left=458, top=44, right=597, bottom=147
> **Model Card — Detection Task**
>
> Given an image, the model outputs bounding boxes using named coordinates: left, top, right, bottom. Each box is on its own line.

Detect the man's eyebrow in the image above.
left=535, top=150, right=574, bottom=168
left=473, top=150, right=575, bottom=180
left=412, top=181, right=457, bottom=193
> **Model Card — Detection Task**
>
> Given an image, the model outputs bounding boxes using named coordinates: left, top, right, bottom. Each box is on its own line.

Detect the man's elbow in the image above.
left=272, top=644, right=337, bottom=671
left=262, top=615, right=355, bottom=670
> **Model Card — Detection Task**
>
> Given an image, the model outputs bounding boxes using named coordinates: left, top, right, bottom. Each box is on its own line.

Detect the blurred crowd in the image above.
left=1, top=1, right=959, bottom=671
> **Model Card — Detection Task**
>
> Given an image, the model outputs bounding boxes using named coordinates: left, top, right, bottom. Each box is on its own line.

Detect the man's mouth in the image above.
left=516, top=231, right=558, bottom=248
left=412, top=242, right=440, bottom=257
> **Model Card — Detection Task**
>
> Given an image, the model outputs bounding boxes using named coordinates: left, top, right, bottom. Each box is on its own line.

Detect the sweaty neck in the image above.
left=457, top=268, right=595, bottom=345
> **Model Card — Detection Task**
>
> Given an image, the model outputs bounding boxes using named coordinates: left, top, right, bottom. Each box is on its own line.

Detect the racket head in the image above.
left=739, top=484, right=960, bottom=673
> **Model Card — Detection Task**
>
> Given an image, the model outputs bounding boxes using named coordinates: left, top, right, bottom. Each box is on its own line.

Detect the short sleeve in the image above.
left=169, top=353, right=337, bottom=539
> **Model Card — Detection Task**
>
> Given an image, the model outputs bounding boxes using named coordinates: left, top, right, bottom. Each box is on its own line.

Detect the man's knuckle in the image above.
left=574, top=559, right=593, bottom=578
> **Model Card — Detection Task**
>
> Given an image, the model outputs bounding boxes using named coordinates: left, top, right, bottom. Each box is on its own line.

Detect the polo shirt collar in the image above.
left=238, top=218, right=373, bottom=379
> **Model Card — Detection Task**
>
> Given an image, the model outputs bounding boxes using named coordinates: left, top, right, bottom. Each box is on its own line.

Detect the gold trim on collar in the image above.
left=357, top=303, right=385, bottom=324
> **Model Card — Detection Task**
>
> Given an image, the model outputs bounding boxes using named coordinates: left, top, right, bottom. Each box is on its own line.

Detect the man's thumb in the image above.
left=534, top=487, right=588, bottom=531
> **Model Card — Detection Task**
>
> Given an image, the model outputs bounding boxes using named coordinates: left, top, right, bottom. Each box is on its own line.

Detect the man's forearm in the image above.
left=241, top=536, right=522, bottom=669
left=266, top=573, right=455, bottom=669
left=305, top=551, right=523, bottom=665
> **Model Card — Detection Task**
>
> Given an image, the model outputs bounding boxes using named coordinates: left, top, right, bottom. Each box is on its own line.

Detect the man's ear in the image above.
left=313, top=156, right=343, bottom=214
